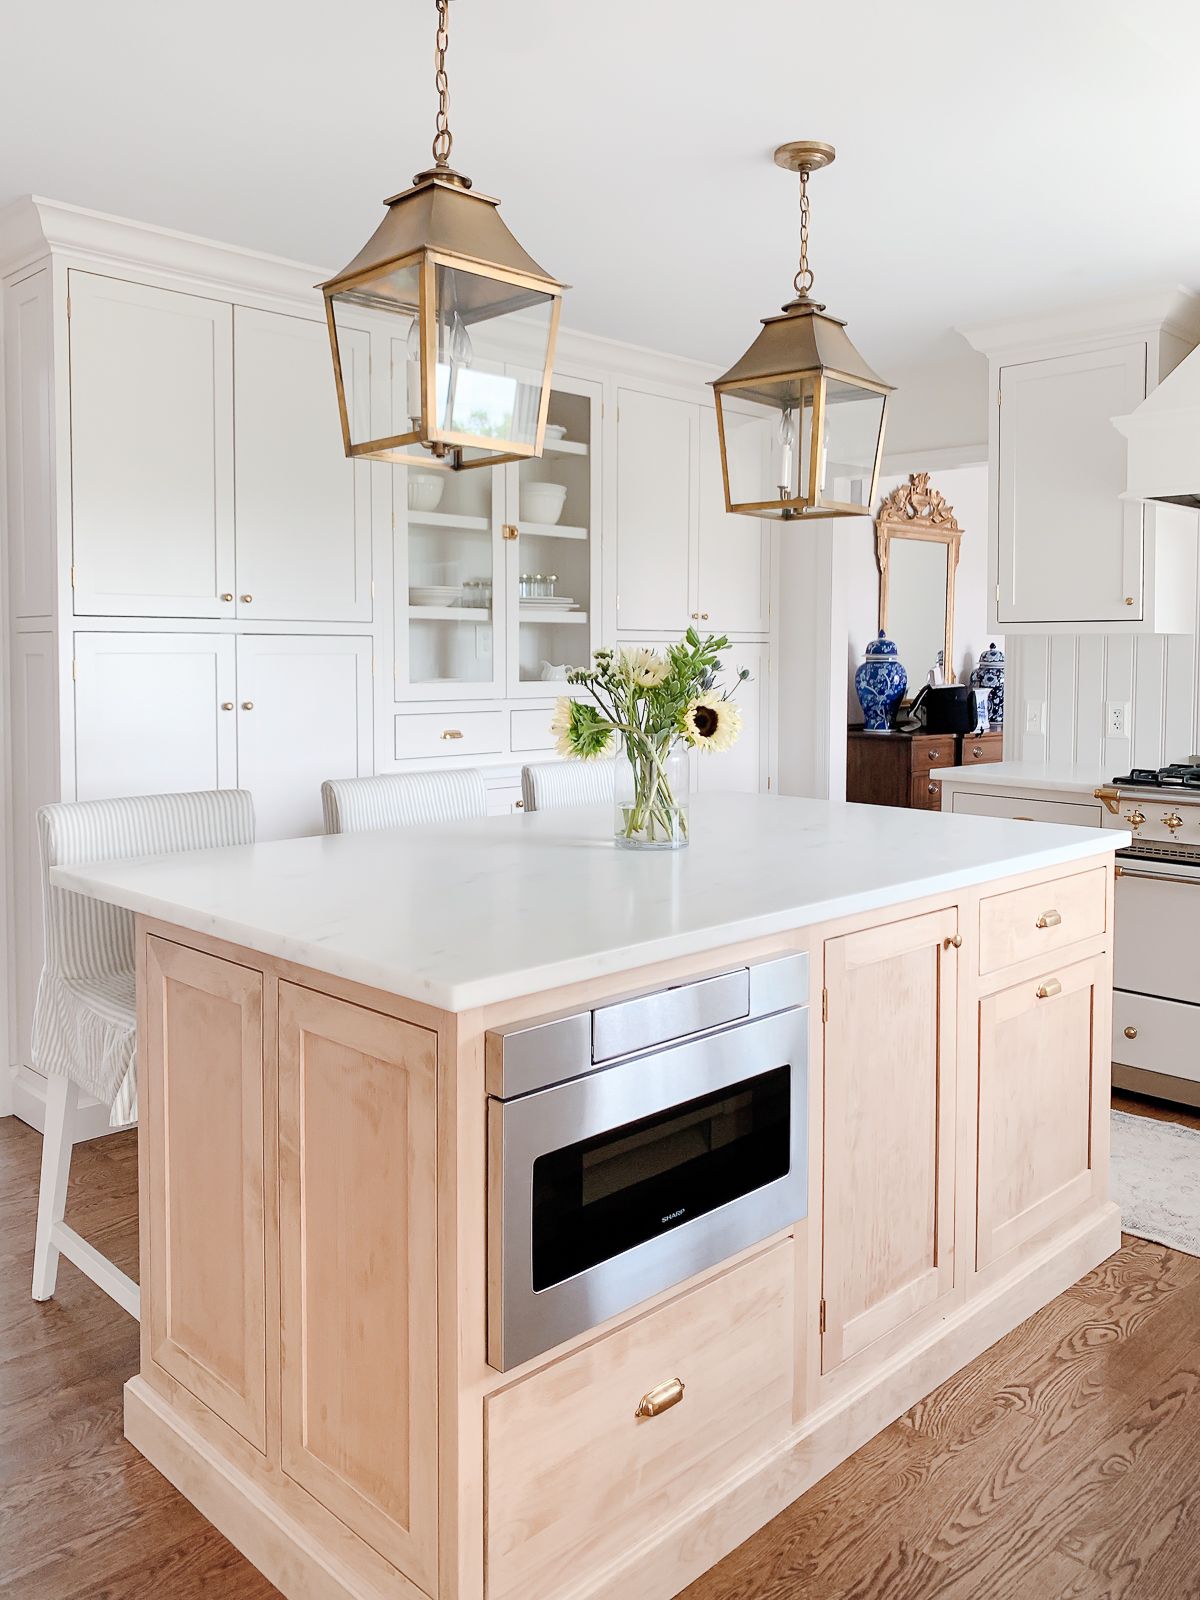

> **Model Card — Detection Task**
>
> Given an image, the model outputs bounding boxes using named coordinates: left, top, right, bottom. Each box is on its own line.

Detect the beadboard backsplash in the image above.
left=1005, top=619, right=1200, bottom=772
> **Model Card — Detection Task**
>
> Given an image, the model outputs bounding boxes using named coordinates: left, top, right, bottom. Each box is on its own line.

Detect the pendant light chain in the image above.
left=432, top=0, right=453, bottom=168
left=793, top=169, right=814, bottom=297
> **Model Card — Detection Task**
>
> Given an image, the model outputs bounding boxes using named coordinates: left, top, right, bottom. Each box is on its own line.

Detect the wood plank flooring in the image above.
left=1, top=1092, right=1198, bottom=1599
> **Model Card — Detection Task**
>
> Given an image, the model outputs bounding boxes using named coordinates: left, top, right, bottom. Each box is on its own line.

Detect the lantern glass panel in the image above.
left=432, top=263, right=555, bottom=450
left=329, top=260, right=421, bottom=453
left=819, top=379, right=885, bottom=509
left=718, top=381, right=815, bottom=509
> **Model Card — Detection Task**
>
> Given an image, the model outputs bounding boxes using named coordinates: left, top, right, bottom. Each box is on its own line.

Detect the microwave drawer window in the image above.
left=531, top=1065, right=790, bottom=1291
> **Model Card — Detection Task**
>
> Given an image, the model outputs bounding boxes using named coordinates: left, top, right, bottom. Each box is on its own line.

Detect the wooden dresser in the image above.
left=847, top=728, right=1003, bottom=810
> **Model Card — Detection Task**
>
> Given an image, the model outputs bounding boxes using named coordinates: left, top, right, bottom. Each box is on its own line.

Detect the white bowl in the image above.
left=544, top=424, right=568, bottom=442
left=408, top=473, right=446, bottom=514
left=520, top=481, right=568, bottom=525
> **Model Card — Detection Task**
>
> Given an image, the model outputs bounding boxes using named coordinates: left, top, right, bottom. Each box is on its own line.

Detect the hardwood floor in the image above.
left=1, top=1093, right=1198, bottom=1599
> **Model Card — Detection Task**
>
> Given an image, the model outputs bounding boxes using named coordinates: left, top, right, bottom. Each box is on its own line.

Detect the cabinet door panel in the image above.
left=74, top=632, right=237, bottom=800
left=234, top=308, right=372, bottom=622
left=615, top=389, right=693, bottom=633
left=822, top=909, right=958, bottom=1372
left=997, top=344, right=1146, bottom=624
left=977, top=955, right=1104, bottom=1270
left=144, top=937, right=266, bottom=1452
left=69, top=272, right=234, bottom=617
left=278, top=984, right=438, bottom=1594
left=697, top=408, right=770, bottom=634
left=693, top=640, right=769, bottom=794
left=235, top=635, right=372, bottom=839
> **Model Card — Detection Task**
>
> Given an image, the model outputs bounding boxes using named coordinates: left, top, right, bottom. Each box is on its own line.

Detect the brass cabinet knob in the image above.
left=1124, top=596, right=1135, bottom=606
left=241, top=701, right=254, bottom=711
left=701, top=612, right=710, bottom=620
left=220, top=593, right=233, bottom=603
left=1126, top=809, right=1145, bottom=828
left=220, top=701, right=234, bottom=711
left=502, top=524, right=519, bottom=541
left=1035, top=909, right=1062, bottom=929
left=240, top=593, right=253, bottom=603
left=1124, top=1025, right=1138, bottom=1040
left=441, top=729, right=464, bottom=741
left=944, top=933, right=962, bottom=949
left=928, top=749, right=940, bottom=761
left=691, top=612, right=700, bottom=620
left=1164, top=812, right=1184, bottom=832
left=972, top=745, right=984, bottom=758
left=634, top=1378, right=685, bottom=1419
left=514, top=800, right=524, bottom=809
left=928, top=781, right=939, bottom=796
left=1036, top=978, right=1063, bottom=1000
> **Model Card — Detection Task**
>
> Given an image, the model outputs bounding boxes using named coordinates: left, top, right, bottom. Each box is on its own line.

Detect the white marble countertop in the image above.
left=52, top=793, right=1127, bottom=1013
left=935, top=761, right=1109, bottom=797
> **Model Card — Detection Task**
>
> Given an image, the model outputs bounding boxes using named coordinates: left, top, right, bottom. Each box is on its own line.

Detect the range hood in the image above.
left=1113, top=343, right=1200, bottom=509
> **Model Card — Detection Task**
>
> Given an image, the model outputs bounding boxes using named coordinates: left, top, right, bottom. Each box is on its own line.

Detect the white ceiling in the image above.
left=3, top=0, right=1199, bottom=374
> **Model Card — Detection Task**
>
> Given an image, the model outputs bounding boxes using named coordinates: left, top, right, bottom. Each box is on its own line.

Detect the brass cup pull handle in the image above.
left=441, top=729, right=464, bottom=741
left=943, top=934, right=962, bottom=950
left=635, top=1378, right=685, bottom=1420
left=1035, top=910, right=1062, bottom=929
left=1036, top=978, right=1062, bottom=1000
left=1124, top=1025, right=1138, bottom=1040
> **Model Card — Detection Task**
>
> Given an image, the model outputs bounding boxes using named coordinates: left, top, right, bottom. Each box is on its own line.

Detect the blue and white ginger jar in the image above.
left=969, top=642, right=1005, bottom=729
left=855, top=631, right=907, bottom=732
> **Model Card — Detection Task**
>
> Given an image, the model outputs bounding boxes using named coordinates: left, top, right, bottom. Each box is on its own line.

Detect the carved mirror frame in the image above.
left=876, top=472, right=963, bottom=681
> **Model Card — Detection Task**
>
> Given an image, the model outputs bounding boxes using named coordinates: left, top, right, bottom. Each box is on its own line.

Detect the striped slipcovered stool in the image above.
left=520, top=758, right=617, bottom=812
left=321, top=769, right=488, bottom=834
left=31, top=789, right=255, bottom=1316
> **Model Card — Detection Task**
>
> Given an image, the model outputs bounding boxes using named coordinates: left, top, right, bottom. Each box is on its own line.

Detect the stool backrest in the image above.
left=321, top=770, right=488, bottom=835
left=520, top=759, right=616, bottom=813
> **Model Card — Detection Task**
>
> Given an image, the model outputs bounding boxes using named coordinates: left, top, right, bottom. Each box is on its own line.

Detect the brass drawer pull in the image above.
left=1124, top=1025, right=1138, bottom=1040
left=944, top=934, right=962, bottom=949
left=1035, top=909, right=1062, bottom=929
left=928, top=749, right=940, bottom=761
left=502, top=523, right=519, bottom=540
left=441, top=729, right=464, bottom=740
left=635, top=1378, right=684, bottom=1419
left=1036, top=978, right=1062, bottom=1000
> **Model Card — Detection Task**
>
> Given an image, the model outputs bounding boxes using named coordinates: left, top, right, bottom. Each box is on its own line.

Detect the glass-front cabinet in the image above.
left=394, top=365, right=600, bottom=702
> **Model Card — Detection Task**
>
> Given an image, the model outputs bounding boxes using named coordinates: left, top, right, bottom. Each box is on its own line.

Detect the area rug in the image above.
left=1110, top=1109, right=1200, bottom=1256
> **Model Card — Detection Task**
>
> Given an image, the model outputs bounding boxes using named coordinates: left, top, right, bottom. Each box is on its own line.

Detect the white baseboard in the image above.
left=9, top=1064, right=124, bottom=1140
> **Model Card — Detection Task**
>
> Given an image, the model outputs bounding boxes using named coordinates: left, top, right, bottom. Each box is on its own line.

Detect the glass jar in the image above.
left=614, top=737, right=690, bottom=850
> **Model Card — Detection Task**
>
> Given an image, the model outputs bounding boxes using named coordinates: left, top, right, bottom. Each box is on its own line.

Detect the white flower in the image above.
left=681, top=694, right=742, bottom=752
left=619, top=646, right=669, bottom=688
left=551, top=696, right=613, bottom=760
left=550, top=698, right=576, bottom=758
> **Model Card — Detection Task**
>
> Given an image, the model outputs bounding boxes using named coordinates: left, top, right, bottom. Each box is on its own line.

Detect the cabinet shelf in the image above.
left=542, top=439, right=588, bottom=458
left=519, top=609, right=588, bottom=625
left=407, top=510, right=491, bottom=532
left=518, top=522, right=588, bottom=541
left=408, top=606, right=491, bottom=622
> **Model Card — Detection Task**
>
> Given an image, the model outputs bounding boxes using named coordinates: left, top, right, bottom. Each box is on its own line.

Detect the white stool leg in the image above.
left=32, top=1075, right=78, bottom=1301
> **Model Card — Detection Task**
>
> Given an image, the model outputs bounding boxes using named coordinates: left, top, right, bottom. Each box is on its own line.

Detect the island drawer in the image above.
left=484, top=1239, right=794, bottom=1600
left=978, top=866, right=1107, bottom=974
left=393, top=709, right=505, bottom=761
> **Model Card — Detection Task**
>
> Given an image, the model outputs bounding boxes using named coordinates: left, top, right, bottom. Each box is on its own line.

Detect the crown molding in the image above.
left=958, top=286, right=1200, bottom=360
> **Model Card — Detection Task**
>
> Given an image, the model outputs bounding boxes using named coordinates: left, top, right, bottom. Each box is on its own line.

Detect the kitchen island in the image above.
left=55, top=793, right=1127, bottom=1600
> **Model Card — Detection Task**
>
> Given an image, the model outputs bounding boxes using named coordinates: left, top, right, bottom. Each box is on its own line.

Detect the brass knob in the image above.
left=241, top=701, right=254, bottom=710
left=634, top=1378, right=685, bottom=1419
left=928, top=782, right=939, bottom=795
left=1124, top=1025, right=1138, bottom=1040
left=691, top=612, right=700, bottom=620
left=1036, top=978, right=1063, bottom=1000
left=1164, top=812, right=1184, bottom=832
left=1124, top=596, right=1135, bottom=606
left=928, top=750, right=940, bottom=761
left=972, top=745, right=983, bottom=758
left=220, top=593, right=233, bottom=603
left=441, top=729, right=464, bottom=741
left=701, top=612, right=709, bottom=620
left=220, top=701, right=234, bottom=711
left=1035, top=909, right=1062, bottom=929
left=1126, top=809, right=1145, bottom=828
left=944, top=934, right=962, bottom=949
left=514, top=800, right=524, bottom=809
left=240, top=593, right=253, bottom=603
left=502, top=524, right=519, bottom=541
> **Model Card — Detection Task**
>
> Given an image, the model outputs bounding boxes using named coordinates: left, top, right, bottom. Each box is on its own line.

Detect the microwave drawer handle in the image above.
left=592, top=969, right=750, bottom=1062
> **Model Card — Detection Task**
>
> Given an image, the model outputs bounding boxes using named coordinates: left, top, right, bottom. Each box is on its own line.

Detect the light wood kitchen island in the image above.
left=53, top=793, right=1127, bottom=1600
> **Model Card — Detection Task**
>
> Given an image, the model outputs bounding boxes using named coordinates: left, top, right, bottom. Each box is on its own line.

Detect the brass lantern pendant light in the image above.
left=319, top=0, right=566, bottom=469
left=713, top=142, right=893, bottom=520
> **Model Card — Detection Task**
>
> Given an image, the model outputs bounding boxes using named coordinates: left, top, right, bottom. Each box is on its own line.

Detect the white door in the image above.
left=236, top=635, right=373, bottom=840
left=73, top=632, right=237, bottom=799
left=997, top=343, right=1147, bottom=624
left=615, top=389, right=694, bottom=634
left=233, top=307, right=372, bottom=623
left=693, top=639, right=770, bottom=794
left=696, top=408, right=770, bottom=635
left=69, top=272, right=235, bottom=618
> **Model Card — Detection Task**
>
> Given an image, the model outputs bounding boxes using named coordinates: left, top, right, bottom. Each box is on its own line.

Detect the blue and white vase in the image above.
left=969, top=642, right=1005, bottom=729
left=855, top=631, right=907, bottom=732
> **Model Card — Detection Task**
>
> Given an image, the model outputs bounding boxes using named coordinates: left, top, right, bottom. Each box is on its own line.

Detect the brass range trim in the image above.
left=1094, top=786, right=1123, bottom=816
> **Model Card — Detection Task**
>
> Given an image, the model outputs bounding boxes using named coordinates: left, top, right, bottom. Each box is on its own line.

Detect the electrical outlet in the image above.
left=1024, top=700, right=1046, bottom=736
left=1106, top=701, right=1131, bottom=738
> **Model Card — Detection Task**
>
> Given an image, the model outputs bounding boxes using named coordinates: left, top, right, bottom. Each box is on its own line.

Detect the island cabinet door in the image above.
left=143, top=937, right=267, bottom=1454
left=276, top=984, right=438, bottom=1597
left=976, top=954, right=1106, bottom=1273
left=821, top=908, right=958, bottom=1374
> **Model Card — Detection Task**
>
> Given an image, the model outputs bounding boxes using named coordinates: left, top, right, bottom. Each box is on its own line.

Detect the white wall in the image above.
left=845, top=464, right=1001, bottom=720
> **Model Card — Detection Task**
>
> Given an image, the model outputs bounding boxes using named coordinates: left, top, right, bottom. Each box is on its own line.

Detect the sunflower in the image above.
left=618, top=646, right=669, bottom=688
left=681, top=694, right=742, bottom=752
left=551, top=696, right=614, bottom=760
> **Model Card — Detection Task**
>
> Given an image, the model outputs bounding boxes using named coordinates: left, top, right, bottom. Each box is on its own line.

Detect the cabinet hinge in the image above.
left=392, top=511, right=397, bottom=531
left=371, top=653, right=377, bottom=676
left=821, top=987, right=828, bottom=1024
left=370, top=578, right=375, bottom=599
left=69, top=564, right=77, bottom=589
left=71, top=657, right=78, bottom=681
left=995, top=582, right=1001, bottom=605
left=819, top=1298, right=827, bottom=1336
left=996, top=387, right=1002, bottom=407
left=66, top=294, right=71, bottom=321
left=766, top=775, right=772, bottom=791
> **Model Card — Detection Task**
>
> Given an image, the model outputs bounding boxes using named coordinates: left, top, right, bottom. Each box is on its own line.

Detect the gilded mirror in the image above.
left=876, top=473, right=962, bottom=688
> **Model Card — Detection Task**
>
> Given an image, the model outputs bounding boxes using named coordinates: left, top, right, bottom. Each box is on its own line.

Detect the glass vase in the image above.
left=614, top=737, right=690, bottom=850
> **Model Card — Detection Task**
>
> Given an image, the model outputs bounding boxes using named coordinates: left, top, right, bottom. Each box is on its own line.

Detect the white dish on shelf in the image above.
left=544, top=424, right=568, bottom=442
left=520, top=481, right=568, bottom=525
left=407, top=473, right=446, bottom=513
left=409, top=585, right=463, bottom=607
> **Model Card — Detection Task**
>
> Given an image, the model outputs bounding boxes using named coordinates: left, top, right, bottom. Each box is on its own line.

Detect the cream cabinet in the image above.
left=69, top=272, right=236, bottom=619
left=820, top=907, right=958, bottom=1373
left=693, top=639, right=771, bottom=795
left=615, top=389, right=770, bottom=638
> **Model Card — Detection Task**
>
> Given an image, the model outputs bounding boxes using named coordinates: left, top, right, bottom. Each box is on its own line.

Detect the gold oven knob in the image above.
left=1126, top=809, right=1145, bottom=828
left=1163, top=812, right=1184, bottom=832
